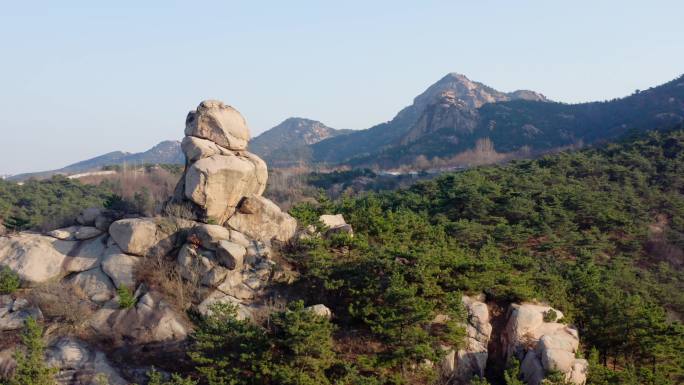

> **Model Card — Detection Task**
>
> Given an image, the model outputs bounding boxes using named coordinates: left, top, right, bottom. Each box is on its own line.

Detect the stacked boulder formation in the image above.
left=0, top=100, right=298, bottom=384
left=167, top=100, right=269, bottom=225
left=503, top=303, right=588, bottom=385
left=440, top=300, right=587, bottom=385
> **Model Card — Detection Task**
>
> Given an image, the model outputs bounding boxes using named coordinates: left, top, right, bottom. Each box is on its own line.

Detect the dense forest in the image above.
left=1, top=129, right=683, bottom=384
left=286, top=128, right=684, bottom=384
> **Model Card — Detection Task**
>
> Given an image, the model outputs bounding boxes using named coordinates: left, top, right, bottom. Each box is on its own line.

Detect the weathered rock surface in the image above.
left=101, top=244, right=141, bottom=289
left=0, top=234, right=76, bottom=284
left=90, top=291, right=187, bottom=345
left=108, top=218, right=177, bottom=257
left=46, top=337, right=127, bottom=385
left=197, top=291, right=253, bottom=320
left=184, top=154, right=267, bottom=223
left=177, top=244, right=228, bottom=287
left=227, top=195, right=297, bottom=243
left=46, top=225, right=103, bottom=242
left=215, top=240, right=246, bottom=270
left=0, top=295, right=43, bottom=331
left=305, top=304, right=332, bottom=319
left=440, top=295, right=492, bottom=384
left=320, top=214, right=354, bottom=236
left=191, top=224, right=231, bottom=249
left=63, top=234, right=108, bottom=273
left=320, top=214, right=347, bottom=229
left=504, top=303, right=588, bottom=385
left=67, top=267, right=116, bottom=303
left=182, top=136, right=233, bottom=163
left=185, top=100, right=250, bottom=151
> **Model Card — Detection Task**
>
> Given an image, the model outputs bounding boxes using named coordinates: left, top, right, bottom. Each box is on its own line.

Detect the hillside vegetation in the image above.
left=1, top=129, right=683, bottom=384
left=287, top=128, right=684, bottom=384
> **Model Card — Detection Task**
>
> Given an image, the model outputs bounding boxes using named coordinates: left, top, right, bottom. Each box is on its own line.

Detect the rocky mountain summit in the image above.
left=310, top=72, right=550, bottom=165
left=313, top=73, right=684, bottom=168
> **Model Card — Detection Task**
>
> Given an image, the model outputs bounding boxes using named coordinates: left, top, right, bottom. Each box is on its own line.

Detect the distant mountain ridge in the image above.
left=9, top=140, right=184, bottom=181
left=312, top=72, right=684, bottom=168
left=10, top=72, right=684, bottom=178
left=8, top=116, right=350, bottom=180
left=249, top=117, right=351, bottom=167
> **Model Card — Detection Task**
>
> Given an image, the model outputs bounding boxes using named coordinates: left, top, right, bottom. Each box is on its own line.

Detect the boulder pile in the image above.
left=503, top=303, right=588, bottom=385
left=0, top=100, right=299, bottom=385
left=166, top=100, right=270, bottom=225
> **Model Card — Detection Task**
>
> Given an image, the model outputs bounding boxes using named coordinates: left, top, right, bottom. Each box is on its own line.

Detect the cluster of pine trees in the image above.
left=1, top=129, right=683, bottom=384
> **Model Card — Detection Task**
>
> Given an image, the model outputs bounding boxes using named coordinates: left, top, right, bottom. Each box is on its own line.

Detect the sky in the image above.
left=0, top=1, right=682, bottom=175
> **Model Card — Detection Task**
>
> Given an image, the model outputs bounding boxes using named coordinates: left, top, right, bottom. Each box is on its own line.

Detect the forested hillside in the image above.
left=287, top=128, right=684, bottom=384
left=1, top=129, right=682, bottom=384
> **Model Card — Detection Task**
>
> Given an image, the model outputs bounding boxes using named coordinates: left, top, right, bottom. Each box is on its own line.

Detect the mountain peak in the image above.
left=249, top=118, right=351, bottom=166
left=414, top=72, right=548, bottom=110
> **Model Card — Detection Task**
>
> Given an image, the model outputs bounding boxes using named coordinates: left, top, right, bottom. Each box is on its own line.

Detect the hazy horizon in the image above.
left=1, top=1, right=683, bottom=175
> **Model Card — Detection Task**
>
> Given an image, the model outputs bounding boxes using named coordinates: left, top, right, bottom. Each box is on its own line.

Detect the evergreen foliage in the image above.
left=7, top=317, right=56, bottom=385
left=289, top=129, right=684, bottom=384
left=0, top=266, right=20, bottom=294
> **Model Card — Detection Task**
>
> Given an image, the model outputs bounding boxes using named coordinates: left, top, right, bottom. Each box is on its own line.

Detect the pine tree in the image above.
left=9, top=317, right=56, bottom=385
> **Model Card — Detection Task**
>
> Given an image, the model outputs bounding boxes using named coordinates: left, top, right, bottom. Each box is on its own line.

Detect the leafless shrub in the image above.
left=134, top=254, right=199, bottom=312
left=79, top=167, right=180, bottom=216
left=251, top=295, right=288, bottom=328
left=264, top=168, right=318, bottom=210
left=28, top=282, right=95, bottom=332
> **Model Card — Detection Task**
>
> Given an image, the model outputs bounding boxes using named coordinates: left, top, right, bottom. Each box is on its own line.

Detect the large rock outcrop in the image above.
left=503, top=303, right=588, bottom=385
left=0, top=234, right=76, bottom=285
left=441, top=295, right=492, bottom=384
left=0, top=100, right=299, bottom=384
left=167, top=101, right=270, bottom=224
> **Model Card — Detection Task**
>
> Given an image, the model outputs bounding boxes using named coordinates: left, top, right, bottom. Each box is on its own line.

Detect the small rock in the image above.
left=227, top=195, right=297, bottom=243
left=108, top=218, right=177, bottom=257
left=305, top=304, right=332, bottom=319
left=215, top=240, right=246, bottom=270
left=77, top=208, right=103, bottom=226
left=74, top=226, right=103, bottom=240
left=47, top=226, right=80, bottom=240
left=192, top=224, right=231, bottom=250
left=319, top=214, right=347, bottom=229
left=101, top=244, right=141, bottom=289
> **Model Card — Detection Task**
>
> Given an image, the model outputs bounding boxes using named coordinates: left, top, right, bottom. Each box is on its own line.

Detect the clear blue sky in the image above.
left=0, top=0, right=682, bottom=174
